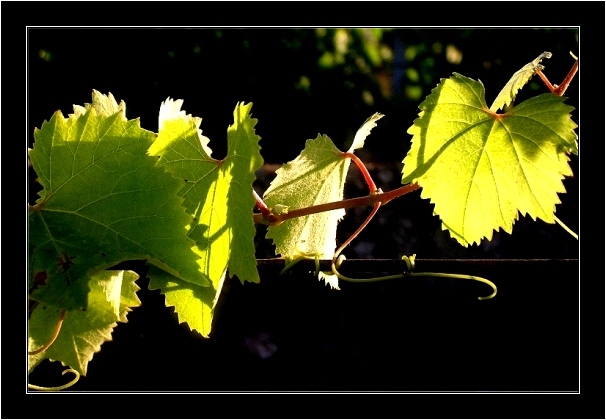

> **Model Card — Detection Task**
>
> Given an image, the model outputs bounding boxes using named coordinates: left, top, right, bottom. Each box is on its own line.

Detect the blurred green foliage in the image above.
left=29, top=28, right=578, bottom=163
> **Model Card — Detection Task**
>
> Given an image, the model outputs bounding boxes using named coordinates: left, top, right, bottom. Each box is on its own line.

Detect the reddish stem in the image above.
left=553, top=59, right=578, bottom=96
left=535, top=57, right=579, bottom=97
left=343, top=151, right=378, bottom=193
left=253, top=189, right=279, bottom=224
left=253, top=183, right=420, bottom=225
left=333, top=202, right=381, bottom=262
left=535, top=69, right=556, bottom=93
left=253, top=189, right=270, bottom=216
left=28, top=309, right=66, bottom=355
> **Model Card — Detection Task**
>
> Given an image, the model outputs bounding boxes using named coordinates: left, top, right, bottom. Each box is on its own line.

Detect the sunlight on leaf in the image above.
left=348, top=112, right=384, bottom=152
left=28, top=91, right=206, bottom=310
left=402, top=73, right=577, bottom=246
left=28, top=270, right=140, bottom=375
left=490, top=51, right=552, bottom=113
left=147, top=99, right=263, bottom=335
left=264, top=113, right=383, bottom=289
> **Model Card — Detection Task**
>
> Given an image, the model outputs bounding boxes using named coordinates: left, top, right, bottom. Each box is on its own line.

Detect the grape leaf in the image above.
left=490, top=51, right=552, bottom=113
left=28, top=270, right=141, bottom=376
left=402, top=73, right=578, bottom=246
left=147, top=100, right=263, bottom=336
left=264, top=113, right=383, bottom=289
left=148, top=265, right=223, bottom=338
left=28, top=91, right=206, bottom=310
left=348, top=112, right=385, bottom=152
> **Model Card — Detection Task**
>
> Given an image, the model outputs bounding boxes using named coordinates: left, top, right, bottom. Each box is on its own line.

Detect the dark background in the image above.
left=27, top=27, right=579, bottom=393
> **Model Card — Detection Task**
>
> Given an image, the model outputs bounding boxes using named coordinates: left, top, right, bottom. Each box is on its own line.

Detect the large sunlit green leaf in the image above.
left=402, top=73, right=577, bottom=246
left=264, top=113, right=383, bottom=289
left=147, top=100, right=263, bottom=336
left=28, top=91, right=206, bottom=310
left=28, top=270, right=141, bottom=376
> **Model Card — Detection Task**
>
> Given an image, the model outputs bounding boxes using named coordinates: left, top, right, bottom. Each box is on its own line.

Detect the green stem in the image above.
left=280, top=254, right=320, bottom=276
left=335, top=269, right=496, bottom=300
left=409, top=272, right=497, bottom=300
left=28, top=368, right=80, bottom=391
left=331, top=269, right=406, bottom=283
left=554, top=216, right=578, bottom=240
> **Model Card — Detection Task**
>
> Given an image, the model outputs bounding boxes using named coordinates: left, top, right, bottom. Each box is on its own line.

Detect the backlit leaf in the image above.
left=148, top=265, right=222, bottom=338
left=28, top=91, right=206, bottom=310
left=402, top=73, right=577, bottom=246
left=147, top=100, right=263, bottom=335
left=348, top=112, right=384, bottom=152
left=490, top=51, right=552, bottom=113
left=264, top=113, right=383, bottom=289
left=28, top=270, right=140, bottom=376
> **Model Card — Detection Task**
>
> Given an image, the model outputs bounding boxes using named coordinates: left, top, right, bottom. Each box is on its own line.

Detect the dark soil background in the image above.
left=27, top=27, right=579, bottom=392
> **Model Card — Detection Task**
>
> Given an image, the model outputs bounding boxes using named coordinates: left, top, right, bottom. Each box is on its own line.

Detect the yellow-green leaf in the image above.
left=490, top=51, right=551, bottom=113
left=402, top=73, right=577, bottom=246
left=28, top=270, right=140, bottom=376
left=28, top=91, right=206, bottom=310
left=147, top=100, right=263, bottom=335
left=264, top=113, right=383, bottom=289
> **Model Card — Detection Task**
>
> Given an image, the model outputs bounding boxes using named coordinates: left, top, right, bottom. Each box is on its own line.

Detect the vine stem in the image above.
left=28, top=309, right=66, bottom=355
left=332, top=202, right=382, bottom=266
left=535, top=55, right=578, bottom=97
left=535, top=69, right=556, bottom=93
left=327, top=152, right=381, bottom=260
left=408, top=272, right=497, bottom=300
left=553, top=58, right=578, bottom=96
left=28, top=368, right=80, bottom=391
left=252, top=188, right=271, bottom=217
left=343, top=151, right=378, bottom=193
left=332, top=254, right=497, bottom=300
left=254, top=183, right=420, bottom=226
left=555, top=216, right=578, bottom=240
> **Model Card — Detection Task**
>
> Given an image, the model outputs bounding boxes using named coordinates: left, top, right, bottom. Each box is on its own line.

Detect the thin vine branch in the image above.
left=535, top=54, right=578, bottom=96
left=343, top=151, right=378, bottom=193
left=254, top=182, right=420, bottom=226
left=554, top=216, right=578, bottom=240
left=553, top=57, right=578, bottom=96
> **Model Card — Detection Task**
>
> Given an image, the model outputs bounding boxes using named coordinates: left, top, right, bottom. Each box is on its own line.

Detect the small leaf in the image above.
left=490, top=51, right=552, bottom=113
left=28, top=270, right=141, bottom=376
left=264, top=134, right=347, bottom=279
left=264, top=113, right=383, bottom=289
left=402, top=73, right=577, bottom=246
left=347, top=112, right=384, bottom=152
